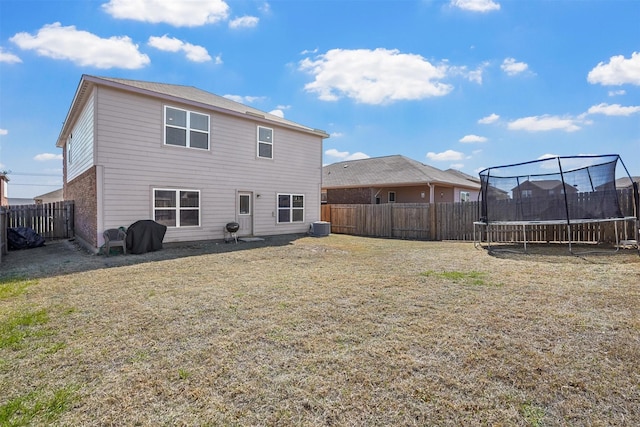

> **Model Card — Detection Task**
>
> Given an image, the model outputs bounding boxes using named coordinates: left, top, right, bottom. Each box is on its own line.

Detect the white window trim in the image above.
left=257, top=125, right=274, bottom=159
left=153, top=188, right=201, bottom=228
left=67, top=135, right=73, bottom=165
left=239, top=194, right=251, bottom=216
left=277, top=193, right=305, bottom=223
left=164, top=106, right=210, bottom=150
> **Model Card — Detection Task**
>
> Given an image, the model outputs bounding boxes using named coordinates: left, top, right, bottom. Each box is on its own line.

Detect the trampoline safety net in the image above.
left=478, top=154, right=637, bottom=223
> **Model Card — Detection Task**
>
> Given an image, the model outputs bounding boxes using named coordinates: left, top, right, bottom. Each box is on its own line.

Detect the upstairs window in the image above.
left=257, top=126, right=273, bottom=159
left=165, top=106, right=209, bottom=150
left=277, top=194, right=304, bottom=223
left=521, top=190, right=532, bottom=198
left=154, top=188, right=200, bottom=227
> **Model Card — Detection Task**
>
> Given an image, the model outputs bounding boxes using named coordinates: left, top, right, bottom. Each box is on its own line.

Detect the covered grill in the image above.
left=224, top=222, right=240, bottom=243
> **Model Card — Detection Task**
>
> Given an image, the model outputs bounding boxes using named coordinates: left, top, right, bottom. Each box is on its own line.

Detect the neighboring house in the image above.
left=322, top=155, right=480, bottom=204
left=34, top=188, right=64, bottom=204
left=56, top=75, right=328, bottom=251
left=615, top=176, right=640, bottom=189
left=0, top=174, right=8, bottom=207
left=512, top=180, right=578, bottom=199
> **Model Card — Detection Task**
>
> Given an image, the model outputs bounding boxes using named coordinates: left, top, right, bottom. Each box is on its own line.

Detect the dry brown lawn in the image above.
left=1, top=234, right=639, bottom=426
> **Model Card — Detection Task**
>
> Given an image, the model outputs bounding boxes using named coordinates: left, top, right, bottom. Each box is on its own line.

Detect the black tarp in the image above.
left=8, top=227, right=46, bottom=250
left=125, top=220, right=167, bottom=254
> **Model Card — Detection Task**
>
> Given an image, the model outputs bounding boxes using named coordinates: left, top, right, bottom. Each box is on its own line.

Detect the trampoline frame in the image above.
left=474, top=154, right=640, bottom=255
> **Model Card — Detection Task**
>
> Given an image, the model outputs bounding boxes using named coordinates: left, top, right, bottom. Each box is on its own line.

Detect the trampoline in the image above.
left=474, top=154, right=639, bottom=255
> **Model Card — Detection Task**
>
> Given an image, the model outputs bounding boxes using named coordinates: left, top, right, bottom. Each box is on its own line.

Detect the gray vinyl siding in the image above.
left=67, top=90, right=95, bottom=181
left=94, top=86, right=322, bottom=244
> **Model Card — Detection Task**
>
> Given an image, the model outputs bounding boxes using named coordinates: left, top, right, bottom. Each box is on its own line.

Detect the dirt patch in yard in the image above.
left=1, top=235, right=639, bottom=425
left=0, top=235, right=303, bottom=280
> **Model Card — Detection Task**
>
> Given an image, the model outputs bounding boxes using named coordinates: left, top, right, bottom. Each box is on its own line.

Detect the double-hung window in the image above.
left=154, top=189, right=200, bottom=227
left=460, top=191, right=470, bottom=202
left=257, top=126, right=273, bottom=159
left=277, top=194, right=304, bottom=223
left=165, top=106, right=209, bottom=150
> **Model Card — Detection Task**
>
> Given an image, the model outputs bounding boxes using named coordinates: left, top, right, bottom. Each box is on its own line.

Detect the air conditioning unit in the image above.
left=310, top=221, right=331, bottom=237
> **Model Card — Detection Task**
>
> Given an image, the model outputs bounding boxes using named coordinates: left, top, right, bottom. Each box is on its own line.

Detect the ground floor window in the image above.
left=277, top=194, right=304, bottom=223
left=460, top=191, right=470, bottom=202
left=153, top=188, right=200, bottom=227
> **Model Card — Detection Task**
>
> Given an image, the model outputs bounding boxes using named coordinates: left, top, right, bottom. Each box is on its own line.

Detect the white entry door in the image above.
left=237, top=192, right=253, bottom=236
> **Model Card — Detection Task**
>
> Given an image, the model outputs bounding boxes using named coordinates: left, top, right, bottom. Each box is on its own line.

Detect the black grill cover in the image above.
left=125, top=220, right=167, bottom=254
left=7, top=227, right=46, bottom=250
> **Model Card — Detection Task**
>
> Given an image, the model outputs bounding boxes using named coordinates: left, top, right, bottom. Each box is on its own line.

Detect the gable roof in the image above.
left=322, top=155, right=480, bottom=189
left=57, top=75, right=328, bottom=147
left=34, top=188, right=63, bottom=201
left=513, top=179, right=578, bottom=193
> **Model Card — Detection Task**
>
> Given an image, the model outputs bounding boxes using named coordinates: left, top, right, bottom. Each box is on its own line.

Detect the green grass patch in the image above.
left=0, top=309, right=50, bottom=350
left=0, top=386, right=77, bottom=426
left=420, top=270, right=494, bottom=286
left=521, top=401, right=546, bottom=426
left=0, top=277, right=36, bottom=300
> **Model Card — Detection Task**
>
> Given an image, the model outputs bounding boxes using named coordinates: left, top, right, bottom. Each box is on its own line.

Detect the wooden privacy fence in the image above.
left=0, top=201, right=75, bottom=261
left=321, top=190, right=638, bottom=243
left=321, top=202, right=479, bottom=241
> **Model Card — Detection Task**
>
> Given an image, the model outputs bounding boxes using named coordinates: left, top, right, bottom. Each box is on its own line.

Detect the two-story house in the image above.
left=56, top=75, right=328, bottom=252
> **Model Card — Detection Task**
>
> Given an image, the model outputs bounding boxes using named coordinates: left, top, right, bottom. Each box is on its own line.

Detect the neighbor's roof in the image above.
left=57, top=75, right=328, bottom=147
left=323, top=155, right=481, bottom=189
left=34, top=188, right=63, bottom=200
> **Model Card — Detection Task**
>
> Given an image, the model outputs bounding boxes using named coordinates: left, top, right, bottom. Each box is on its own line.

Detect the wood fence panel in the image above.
left=3, top=201, right=75, bottom=241
left=322, top=189, right=636, bottom=244
left=0, top=208, right=7, bottom=261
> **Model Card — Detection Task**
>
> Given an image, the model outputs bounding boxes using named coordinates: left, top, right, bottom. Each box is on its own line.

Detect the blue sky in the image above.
left=1, top=0, right=639, bottom=199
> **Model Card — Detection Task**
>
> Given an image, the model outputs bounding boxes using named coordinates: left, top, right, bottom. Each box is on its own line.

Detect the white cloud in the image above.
left=34, top=153, right=63, bottom=161
left=299, top=48, right=453, bottom=104
left=608, top=89, right=626, bottom=97
left=330, top=132, right=344, bottom=138
left=426, top=150, right=465, bottom=161
left=325, top=149, right=370, bottom=161
left=0, top=128, right=8, bottom=136
left=223, top=94, right=265, bottom=104
left=102, top=0, right=230, bottom=27
left=259, top=2, right=271, bottom=14
left=229, top=16, right=259, bottom=29
left=449, top=61, right=489, bottom=84
left=269, top=109, right=284, bottom=118
left=478, top=113, right=500, bottom=124
left=148, top=35, right=212, bottom=62
left=587, top=52, right=640, bottom=86
left=459, top=134, right=487, bottom=143
left=10, top=23, right=149, bottom=69
left=501, top=57, right=529, bottom=76
left=507, top=115, right=583, bottom=132
left=451, top=0, right=501, bottom=13
left=587, top=103, right=640, bottom=116
left=0, top=47, right=22, bottom=64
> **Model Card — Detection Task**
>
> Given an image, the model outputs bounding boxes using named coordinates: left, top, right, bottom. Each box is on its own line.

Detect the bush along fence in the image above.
left=0, top=201, right=75, bottom=261
left=321, top=189, right=638, bottom=243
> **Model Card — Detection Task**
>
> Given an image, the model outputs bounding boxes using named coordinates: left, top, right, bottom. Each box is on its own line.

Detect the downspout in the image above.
left=428, top=183, right=435, bottom=204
